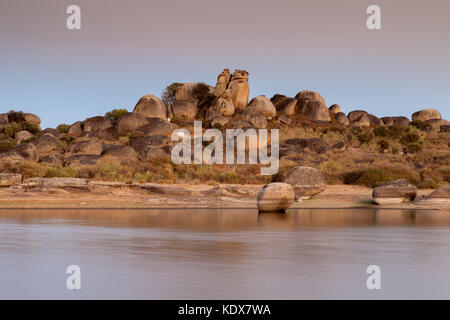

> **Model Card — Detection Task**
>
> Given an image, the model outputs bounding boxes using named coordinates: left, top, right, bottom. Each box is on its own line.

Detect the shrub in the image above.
left=3, top=122, right=22, bottom=138
left=161, top=82, right=181, bottom=106
left=357, top=132, right=373, bottom=144
left=270, top=94, right=286, bottom=102
left=411, top=120, right=431, bottom=131
left=0, top=138, right=16, bottom=152
left=400, top=132, right=420, bottom=145
left=56, top=124, right=70, bottom=133
left=377, top=139, right=390, bottom=152
left=351, top=126, right=363, bottom=135
left=387, top=125, right=405, bottom=139
left=403, top=142, right=423, bottom=154
left=105, top=109, right=128, bottom=123
left=23, top=122, right=40, bottom=134
left=373, top=126, right=389, bottom=137
left=7, top=110, right=25, bottom=123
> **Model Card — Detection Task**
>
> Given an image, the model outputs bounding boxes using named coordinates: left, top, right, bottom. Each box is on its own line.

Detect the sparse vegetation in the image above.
left=105, top=109, right=128, bottom=124
left=56, top=124, right=70, bottom=133
left=161, top=82, right=181, bottom=106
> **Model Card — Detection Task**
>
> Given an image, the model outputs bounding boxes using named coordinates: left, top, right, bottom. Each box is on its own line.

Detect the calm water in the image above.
left=1, top=208, right=450, bottom=299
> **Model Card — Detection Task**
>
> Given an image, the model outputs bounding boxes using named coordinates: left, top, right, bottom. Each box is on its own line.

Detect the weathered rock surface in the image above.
left=116, top=113, right=150, bottom=136
left=15, top=131, right=33, bottom=144
left=283, top=166, right=326, bottom=199
left=372, top=179, right=418, bottom=205
left=68, top=121, right=83, bottom=136
left=367, top=114, right=384, bottom=126
left=301, top=100, right=331, bottom=122
left=246, top=95, right=276, bottom=119
left=23, top=113, right=41, bottom=125
left=102, top=145, right=138, bottom=161
left=136, top=117, right=178, bottom=136
left=242, top=108, right=267, bottom=128
left=348, top=111, right=371, bottom=127
left=64, top=154, right=102, bottom=166
left=33, top=133, right=62, bottom=156
left=228, top=70, right=250, bottom=111
left=213, top=69, right=232, bottom=97
left=130, top=135, right=170, bottom=155
left=0, top=173, right=22, bottom=187
left=133, top=94, right=167, bottom=120
left=23, top=177, right=89, bottom=189
left=284, top=138, right=330, bottom=154
left=334, top=112, right=349, bottom=126
left=65, top=140, right=103, bottom=157
left=83, top=116, right=112, bottom=132
left=412, top=109, right=441, bottom=122
left=205, top=89, right=235, bottom=121
left=381, top=116, right=411, bottom=127
left=422, top=183, right=450, bottom=204
left=441, top=125, right=450, bottom=133
left=171, top=100, right=198, bottom=120
left=257, top=182, right=295, bottom=212
left=329, top=104, right=341, bottom=114
left=274, top=97, right=297, bottom=116
left=295, top=90, right=326, bottom=108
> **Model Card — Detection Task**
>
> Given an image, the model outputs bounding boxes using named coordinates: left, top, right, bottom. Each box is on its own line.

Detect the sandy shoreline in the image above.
left=0, top=184, right=446, bottom=211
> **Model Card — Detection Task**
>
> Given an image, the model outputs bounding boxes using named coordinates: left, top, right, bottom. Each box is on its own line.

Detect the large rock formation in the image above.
left=68, top=121, right=83, bottom=136
left=412, top=109, right=441, bottom=122
left=372, top=179, right=418, bottom=205
left=136, top=117, right=178, bottom=136
left=283, top=137, right=330, bottom=154
left=257, top=182, right=295, bottom=212
left=334, top=112, right=349, bottom=126
left=245, top=95, right=276, bottom=119
left=133, top=94, right=167, bottom=120
left=242, top=109, right=267, bottom=129
left=0, top=143, right=38, bottom=163
left=329, top=104, right=341, bottom=114
left=295, top=90, right=330, bottom=122
left=422, top=183, right=450, bottom=205
left=116, top=113, right=150, bottom=136
left=171, top=100, right=198, bottom=120
left=83, top=116, right=112, bottom=133
left=15, top=131, right=33, bottom=144
left=33, top=133, right=62, bottom=157
left=213, top=69, right=232, bottom=97
left=381, top=116, right=410, bottom=127
left=348, top=110, right=371, bottom=127
left=274, top=97, right=297, bottom=116
left=205, top=89, right=235, bottom=121
left=228, top=70, right=250, bottom=111
left=283, top=166, right=326, bottom=199
left=65, top=140, right=103, bottom=157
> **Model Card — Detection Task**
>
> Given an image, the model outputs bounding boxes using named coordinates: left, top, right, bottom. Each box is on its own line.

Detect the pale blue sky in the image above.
left=1, top=0, right=449, bottom=128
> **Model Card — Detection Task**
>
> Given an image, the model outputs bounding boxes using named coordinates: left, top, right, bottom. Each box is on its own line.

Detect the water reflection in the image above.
left=0, top=208, right=448, bottom=230
left=1, top=208, right=450, bottom=299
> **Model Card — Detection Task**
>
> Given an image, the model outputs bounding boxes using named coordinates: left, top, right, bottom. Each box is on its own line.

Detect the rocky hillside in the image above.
left=0, top=69, right=449, bottom=189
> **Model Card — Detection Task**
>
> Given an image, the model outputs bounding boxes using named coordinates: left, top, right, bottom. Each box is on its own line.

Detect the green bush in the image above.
left=0, top=138, right=16, bottom=152
left=161, top=82, right=181, bottom=106
left=23, top=122, right=40, bottom=134
left=105, top=109, right=128, bottom=123
left=3, top=122, right=22, bottom=138
left=377, top=139, right=390, bottom=152
left=373, top=126, right=389, bottom=137
left=403, top=142, right=423, bottom=154
left=400, top=132, right=420, bottom=145
left=56, top=124, right=70, bottom=133
left=387, top=125, right=405, bottom=139
left=357, top=132, right=373, bottom=144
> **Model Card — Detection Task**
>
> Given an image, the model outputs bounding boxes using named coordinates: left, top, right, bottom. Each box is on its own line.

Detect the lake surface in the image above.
left=1, top=208, right=450, bottom=299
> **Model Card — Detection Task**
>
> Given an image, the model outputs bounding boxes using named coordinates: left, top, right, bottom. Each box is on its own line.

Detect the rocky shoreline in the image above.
left=0, top=176, right=447, bottom=211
